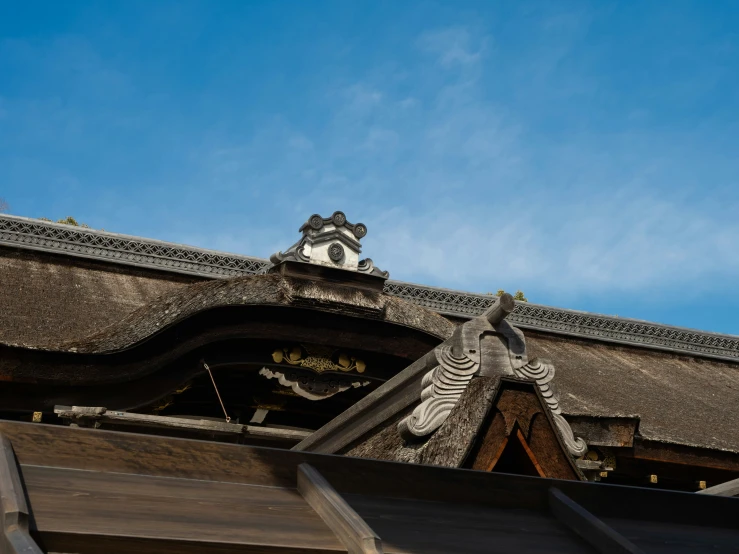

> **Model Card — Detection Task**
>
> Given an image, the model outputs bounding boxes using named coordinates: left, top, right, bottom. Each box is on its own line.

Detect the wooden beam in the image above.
left=297, top=463, right=383, bottom=554
left=2, top=420, right=739, bottom=531
left=483, top=292, right=515, bottom=324
left=293, top=351, right=437, bottom=454
left=54, top=406, right=311, bottom=442
left=629, top=439, right=739, bottom=472
left=516, top=428, right=546, bottom=478
left=549, top=488, right=643, bottom=554
left=567, top=416, right=638, bottom=448
left=697, top=477, right=739, bottom=497
left=0, top=433, right=43, bottom=554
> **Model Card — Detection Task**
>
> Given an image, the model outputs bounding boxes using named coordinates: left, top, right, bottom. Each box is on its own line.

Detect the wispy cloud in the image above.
left=2, top=3, right=738, bottom=330
left=189, top=21, right=739, bottom=302
left=417, top=27, right=488, bottom=68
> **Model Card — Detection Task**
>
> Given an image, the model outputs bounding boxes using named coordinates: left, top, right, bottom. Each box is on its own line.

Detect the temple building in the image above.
left=0, top=211, right=737, bottom=553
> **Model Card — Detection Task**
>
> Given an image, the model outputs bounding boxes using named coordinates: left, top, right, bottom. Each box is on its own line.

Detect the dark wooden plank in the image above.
left=0, top=434, right=43, bottom=554
left=1, top=420, right=739, bottom=531
left=629, top=439, right=739, bottom=472
left=696, top=476, right=739, bottom=497
left=549, top=488, right=643, bottom=554
left=345, top=494, right=593, bottom=554
left=298, top=464, right=382, bottom=554
left=39, top=532, right=337, bottom=554
left=603, top=517, right=739, bottom=554
left=23, top=465, right=345, bottom=553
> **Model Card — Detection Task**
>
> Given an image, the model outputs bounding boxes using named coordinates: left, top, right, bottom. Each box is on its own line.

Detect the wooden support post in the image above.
left=697, top=476, right=739, bottom=497
left=549, top=488, right=643, bottom=554
left=297, top=463, right=383, bottom=554
left=0, top=434, right=43, bottom=554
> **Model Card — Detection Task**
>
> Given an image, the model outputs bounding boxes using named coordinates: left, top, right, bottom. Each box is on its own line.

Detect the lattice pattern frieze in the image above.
left=382, top=281, right=495, bottom=315
left=0, top=215, right=269, bottom=277
left=2, top=214, right=738, bottom=361
left=383, top=281, right=739, bottom=361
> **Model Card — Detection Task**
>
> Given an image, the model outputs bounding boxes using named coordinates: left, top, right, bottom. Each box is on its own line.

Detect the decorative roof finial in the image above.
left=270, top=211, right=388, bottom=279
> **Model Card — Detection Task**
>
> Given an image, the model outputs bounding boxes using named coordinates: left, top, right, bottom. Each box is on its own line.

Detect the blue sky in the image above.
left=1, top=1, right=738, bottom=334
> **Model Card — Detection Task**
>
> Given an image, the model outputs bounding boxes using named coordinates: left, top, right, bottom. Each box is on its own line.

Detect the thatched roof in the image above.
left=527, top=330, right=739, bottom=453
left=3, top=213, right=739, bottom=362
left=0, top=245, right=199, bottom=348
left=1, top=271, right=454, bottom=354
left=1, top=216, right=738, bottom=454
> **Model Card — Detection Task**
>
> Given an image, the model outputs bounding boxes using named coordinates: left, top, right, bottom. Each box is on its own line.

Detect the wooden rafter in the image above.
left=549, top=488, right=644, bottom=553
left=298, top=464, right=383, bottom=553
left=0, top=434, right=43, bottom=554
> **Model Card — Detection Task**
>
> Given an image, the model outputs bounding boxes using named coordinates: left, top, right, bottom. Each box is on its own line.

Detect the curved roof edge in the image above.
left=2, top=213, right=738, bottom=362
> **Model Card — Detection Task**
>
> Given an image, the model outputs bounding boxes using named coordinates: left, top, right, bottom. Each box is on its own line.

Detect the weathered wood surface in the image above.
left=602, top=517, right=739, bottom=553
left=54, top=405, right=311, bottom=442
left=549, top=488, right=644, bottom=553
left=0, top=434, right=43, bottom=554
left=481, top=292, right=516, bottom=325
left=1, top=420, right=736, bottom=525
left=23, top=464, right=344, bottom=553
left=298, top=464, right=382, bottom=554
left=696, top=476, right=739, bottom=497
left=346, top=493, right=594, bottom=554
left=629, top=439, right=739, bottom=472
left=567, top=417, right=639, bottom=448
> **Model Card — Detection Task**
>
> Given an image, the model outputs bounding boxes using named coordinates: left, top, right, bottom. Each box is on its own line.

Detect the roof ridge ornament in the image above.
left=269, top=211, right=389, bottom=279
left=397, top=293, right=587, bottom=457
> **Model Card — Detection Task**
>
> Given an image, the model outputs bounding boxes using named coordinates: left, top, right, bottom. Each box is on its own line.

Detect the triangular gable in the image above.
left=463, top=378, right=583, bottom=480
left=340, top=375, right=585, bottom=481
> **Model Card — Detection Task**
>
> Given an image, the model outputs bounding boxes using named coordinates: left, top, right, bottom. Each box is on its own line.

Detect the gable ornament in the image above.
left=397, top=293, right=587, bottom=457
